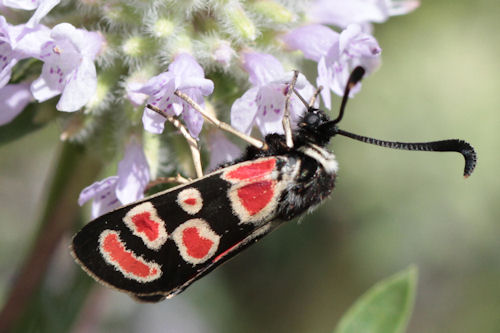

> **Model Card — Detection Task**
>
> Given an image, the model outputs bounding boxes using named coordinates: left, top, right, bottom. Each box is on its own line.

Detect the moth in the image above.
left=71, top=67, right=476, bottom=302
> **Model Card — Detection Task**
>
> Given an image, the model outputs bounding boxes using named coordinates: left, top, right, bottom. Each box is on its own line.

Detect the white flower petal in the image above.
left=56, top=58, right=97, bottom=111
left=78, top=176, right=118, bottom=206
left=183, top=104, right=204, bottom=138
left=0, top=83, right=33, bottom=125
left=255, top=83, right=287, bottom=136
left=207, top=132, right=241, bottom=171
left=91, top=189, right=120, bottom=218
left=14, top=24, right=51, bottom=58
left=26, top=0, right=60, bottom=27
left=142, top=108, right=166, bottom=134
left=177, top=77, right=214, bottom=95
left=169, top=53, right=204, bottom=79
left=317, top=57, right=333, bottom=109
left=242, top=52, right=284, bottom=86
left=230, top=86, right=259, bottom=135
left=282, top=24, right=339, bottom=62
left=0, top=57, right=16, bottom=89
left=30, top=71, right=62, bottom=103
left=116, top=142, right=150, bottom=205
left=181, top=89, right=205, bottom=138
left=136, top=72, right=173, bottom=95
left=2, top=0, right=40, bottom=10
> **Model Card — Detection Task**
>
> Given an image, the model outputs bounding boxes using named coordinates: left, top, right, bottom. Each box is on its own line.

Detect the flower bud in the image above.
left=252, top=1, right=293, bottom=24
left=224, top=2, right=257, bottom=41
left=102, top=2, right=141, bottom=26
left=150, top=17, right=175, bottom=39
left=122, top=35, right=156, bottom=59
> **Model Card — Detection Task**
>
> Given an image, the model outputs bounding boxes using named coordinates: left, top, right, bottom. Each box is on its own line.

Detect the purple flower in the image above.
left=133, top=53, right=214, bottom=138
left=283, top=24, right=381, bottom=108
left=78, top=176, right=120, bottom=219
left=125, top=74, right=149, bottom=107
left=2, top=0, right=60, bottom=27
left=0, top=16, right=50, bottom=89
left=0, top=82, right=33, bottom=125
left=308, top=0, right=419, bottom=29
left=207, top=131, right=241, bottom=171
left=31, top=23, right=104, bottom=112
left=115, top=141, right=150, bottom=205
left=0, top=18, right=19, bottom=89
left=230, top=52, right=316, bottom=136
left=79, top=141, right=150, bottom=218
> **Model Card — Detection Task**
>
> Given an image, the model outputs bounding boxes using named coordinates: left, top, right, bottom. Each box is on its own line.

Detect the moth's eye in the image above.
left=304, top=113, right=320, bottom=126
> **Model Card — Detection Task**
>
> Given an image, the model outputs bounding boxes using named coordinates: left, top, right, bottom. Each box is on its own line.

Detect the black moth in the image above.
left=72, top=67, right=477, bottom=302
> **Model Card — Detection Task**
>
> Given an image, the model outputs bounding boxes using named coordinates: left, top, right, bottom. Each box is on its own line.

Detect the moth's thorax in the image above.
left=298, top=142, right=338, bottom=174
left=274, top=143, right=337, bottom=221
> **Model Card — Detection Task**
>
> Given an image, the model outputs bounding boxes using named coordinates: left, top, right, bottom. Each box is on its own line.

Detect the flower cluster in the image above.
left=0, top=0, right=419, bottom=217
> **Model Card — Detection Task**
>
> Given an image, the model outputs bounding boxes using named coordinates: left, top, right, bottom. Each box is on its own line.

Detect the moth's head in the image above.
left=296, top=107, right=332, bottom=145
left=294, top=66, right=365, bottom=146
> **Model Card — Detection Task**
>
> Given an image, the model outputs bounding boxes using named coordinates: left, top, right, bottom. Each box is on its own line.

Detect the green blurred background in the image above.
left=1, top=0, right=499, bottom=332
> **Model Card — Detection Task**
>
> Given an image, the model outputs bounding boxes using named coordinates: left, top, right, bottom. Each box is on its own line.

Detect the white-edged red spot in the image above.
left=172, top=219, right=220, bottom=265
left=177, top=188, right=203, bottom=215
left=222, top=157, right=276, bottom=183
left=228, top=179, right=283, bottom=224
left=122, top=202, right=168, bottom=250
left=98, top=230, right=162, bottom=282
left=236, top=180, right=275, bottom=215
left=221, top=157, right=288, bottom=224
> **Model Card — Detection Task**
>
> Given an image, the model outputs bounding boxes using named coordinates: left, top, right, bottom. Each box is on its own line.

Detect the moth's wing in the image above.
left=71, top=156, right=294, bottom=301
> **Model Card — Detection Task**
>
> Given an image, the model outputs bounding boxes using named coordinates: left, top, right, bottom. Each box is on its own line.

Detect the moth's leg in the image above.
left=292, top=85, right=322, bottom=108
left=293, top=87, right=309, bottom=108
left=144, top=174, right=191, bottom=194
left=308, top=86, right=323, bottom=108
left=170, top=91, right=268, bottom=150
left=282, top=70, right=299, bottom=148
left=146, top=106, right=203, bottom=179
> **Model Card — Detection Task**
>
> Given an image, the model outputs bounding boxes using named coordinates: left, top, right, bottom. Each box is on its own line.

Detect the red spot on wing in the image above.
left=101, top=232, right=157, bottom=279
left=184, top=198, right=197, bottom=205
left=237, top=180, right=275, bottom=215
left=182, top=227, right=213, bottom=259
left=131, top=212, right=159, bottom=241
left=226, top=159, right=276, bottom=181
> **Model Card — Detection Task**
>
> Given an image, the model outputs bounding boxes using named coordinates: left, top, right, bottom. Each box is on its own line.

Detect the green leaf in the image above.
left=334, top=266, right=418, bottom=333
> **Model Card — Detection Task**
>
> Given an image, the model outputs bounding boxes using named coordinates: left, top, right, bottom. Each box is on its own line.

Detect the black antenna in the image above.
left=335, top=129, right=477, bottom=178
left=318, top=66, right=477, bottom=178
left=332, top=66, right=365, bottom=124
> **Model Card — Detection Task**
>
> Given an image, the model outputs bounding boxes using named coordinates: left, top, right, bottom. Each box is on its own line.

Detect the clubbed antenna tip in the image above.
left=458, top=141, right=477, bottom=178
left=348, top=67, right=365, bottom=88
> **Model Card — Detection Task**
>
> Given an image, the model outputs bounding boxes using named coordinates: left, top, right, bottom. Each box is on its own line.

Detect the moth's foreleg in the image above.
left=146, top=105, right=203, bottom=178
left=144, top=174, right=191, bottom=194
left=308, top=85, right=323, bottom=108
left=283, top=70, right=299, bottom=148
